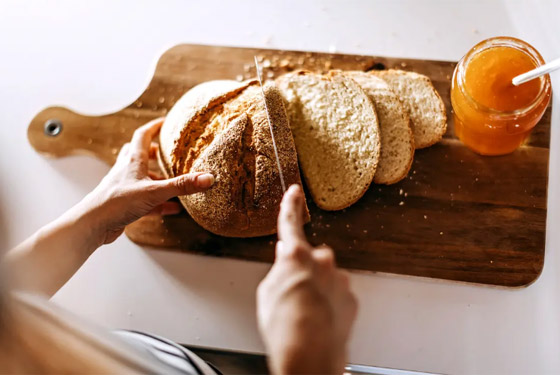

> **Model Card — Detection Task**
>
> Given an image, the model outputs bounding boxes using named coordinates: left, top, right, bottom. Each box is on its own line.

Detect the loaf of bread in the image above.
left=370, top=69, right=447, bottom=149
left=276, top=70, right=380, bottom=211
left=159, top=80, right=308, bottom=237
left=344, top=71, right=414, bottom=184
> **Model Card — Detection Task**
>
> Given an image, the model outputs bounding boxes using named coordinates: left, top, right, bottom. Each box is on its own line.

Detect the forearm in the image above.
left=4, top=200, right=105, bottom=297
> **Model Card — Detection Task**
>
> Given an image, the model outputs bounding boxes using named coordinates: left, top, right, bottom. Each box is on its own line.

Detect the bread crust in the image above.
left=159, top=81, right=308, bottom=237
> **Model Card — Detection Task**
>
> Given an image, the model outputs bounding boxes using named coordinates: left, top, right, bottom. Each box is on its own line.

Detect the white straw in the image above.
left=512, top=57, right=560, bottom=86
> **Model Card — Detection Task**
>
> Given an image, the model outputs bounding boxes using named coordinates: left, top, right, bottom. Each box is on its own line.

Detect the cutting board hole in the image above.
left=44, top=119, right=62, bottom=136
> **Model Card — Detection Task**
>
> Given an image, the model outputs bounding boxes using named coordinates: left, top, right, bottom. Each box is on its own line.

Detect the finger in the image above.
left=149, top=142, right=160, bottom=159
left=275, top=240, right=311, bottom=263
left=150, top=172, right=215, bottom=201
left=277, top=184, right=307, bottom=250
left=116, top=143, right=131, bottom=163
left=130, top=117, right=165, bottom=154
left=148, top=170, right=164, bottom=180
left=312, top=246, right=336, bottom=270
left=147, top=201, right=183, bottom=216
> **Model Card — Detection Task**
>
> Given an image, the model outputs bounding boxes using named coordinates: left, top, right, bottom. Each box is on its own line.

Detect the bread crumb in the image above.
left=363, top=229, right=368, bottom=234
left=424, top=215, right=427, bottom=219
left=312, top=232, right=317, bottom=237
left=490, top=260, right=493, bottom=263
left=404, top=192, right=408, bottom=197
left=400, top=62, right=407, bottom=68
left=266, top=71, right=274, bottom=79
left=440, top=231, right=443, bottom=235
left=263, top=59, right=271, bottom=68
left=346, top=224, right=350, bottom=228
left=326, top=224, right=331, bottom=228
left=399, top=201, right=404, bottom=206
left=399, top=189, right=403, bottom=195
left=279, top=59, right=291, bottom=68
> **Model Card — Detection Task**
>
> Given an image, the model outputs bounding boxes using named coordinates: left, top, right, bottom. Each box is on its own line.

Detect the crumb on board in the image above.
left=399, top=201, right=405, bottom=206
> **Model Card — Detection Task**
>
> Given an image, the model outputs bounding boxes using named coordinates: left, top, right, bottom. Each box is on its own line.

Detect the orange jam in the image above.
left=451, top=37, right=551, bottom=155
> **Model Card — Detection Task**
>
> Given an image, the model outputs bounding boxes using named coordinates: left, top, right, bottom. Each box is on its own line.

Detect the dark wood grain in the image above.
left=27, top=44, right=551, bottom=287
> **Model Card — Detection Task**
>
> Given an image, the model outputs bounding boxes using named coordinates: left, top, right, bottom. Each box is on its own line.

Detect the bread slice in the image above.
left=276, top=70, right=380, bottom=210
left=159, top=80, right=308, bottom=237
left=370, top=69, right=447, bottom=149
left=345, top=71, right=414, bottom=184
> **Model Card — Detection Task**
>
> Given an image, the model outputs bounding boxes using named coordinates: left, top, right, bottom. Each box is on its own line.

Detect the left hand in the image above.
left=80, top=118, right=215, bottom=245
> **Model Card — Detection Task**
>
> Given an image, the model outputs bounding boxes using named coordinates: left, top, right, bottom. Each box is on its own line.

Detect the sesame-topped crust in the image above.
left=159, top=80, right=308, bottom=237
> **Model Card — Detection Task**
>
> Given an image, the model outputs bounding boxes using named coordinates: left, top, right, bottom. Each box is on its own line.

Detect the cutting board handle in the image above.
left=28, top=105, right=152, bottom=165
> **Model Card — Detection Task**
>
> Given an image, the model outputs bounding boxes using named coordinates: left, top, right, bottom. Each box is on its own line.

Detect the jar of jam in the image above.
left=451, top=37, right=551, bottom=155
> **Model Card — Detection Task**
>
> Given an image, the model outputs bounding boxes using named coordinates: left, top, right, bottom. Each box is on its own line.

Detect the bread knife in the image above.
left=254, top=56, right=287, bottom=193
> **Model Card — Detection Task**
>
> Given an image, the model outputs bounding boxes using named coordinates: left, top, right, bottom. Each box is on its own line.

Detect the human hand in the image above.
left=257, top=185, right=358, bottom=375
left=79, top=118, right=214, bottom=245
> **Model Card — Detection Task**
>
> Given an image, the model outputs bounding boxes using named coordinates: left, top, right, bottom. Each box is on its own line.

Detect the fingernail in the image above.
left=196, top=173, right=215, bottom=188
left=288, top=184, right=300, bottom=194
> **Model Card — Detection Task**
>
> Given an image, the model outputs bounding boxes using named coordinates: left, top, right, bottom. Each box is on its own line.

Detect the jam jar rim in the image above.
left=454, top=36, right=551, bottom=121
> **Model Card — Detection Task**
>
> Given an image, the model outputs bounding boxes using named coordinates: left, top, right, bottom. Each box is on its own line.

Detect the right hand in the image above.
left=257, top=185, right=358, bottom=375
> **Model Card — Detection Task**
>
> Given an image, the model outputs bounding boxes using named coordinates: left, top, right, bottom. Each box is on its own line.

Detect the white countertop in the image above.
left=1, top=0, right=560, bottom=373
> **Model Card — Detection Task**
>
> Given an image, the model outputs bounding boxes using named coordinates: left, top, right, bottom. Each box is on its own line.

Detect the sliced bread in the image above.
left=345, top=71, right=414, bottom=184
left=370, top=69, right=447, bottom=149
left=276, top=70, right=380, bottom=211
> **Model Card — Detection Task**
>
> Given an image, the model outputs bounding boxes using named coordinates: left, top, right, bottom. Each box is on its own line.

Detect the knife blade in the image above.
left=254, top=56, right=287, bottom=193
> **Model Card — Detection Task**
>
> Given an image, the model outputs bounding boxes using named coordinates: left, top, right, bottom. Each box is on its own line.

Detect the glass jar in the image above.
left=451, top=37, right=551, bottom=155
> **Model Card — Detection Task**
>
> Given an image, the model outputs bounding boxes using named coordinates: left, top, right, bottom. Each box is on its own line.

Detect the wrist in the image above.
left=58, top=197, right=109, bottom=251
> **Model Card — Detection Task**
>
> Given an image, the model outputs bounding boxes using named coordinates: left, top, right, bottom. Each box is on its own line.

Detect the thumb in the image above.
left=151, top=172, right=215, bottom=201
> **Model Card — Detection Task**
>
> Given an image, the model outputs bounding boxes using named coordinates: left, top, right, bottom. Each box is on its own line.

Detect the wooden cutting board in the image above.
left=27, top=44, right=551, bottom=287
